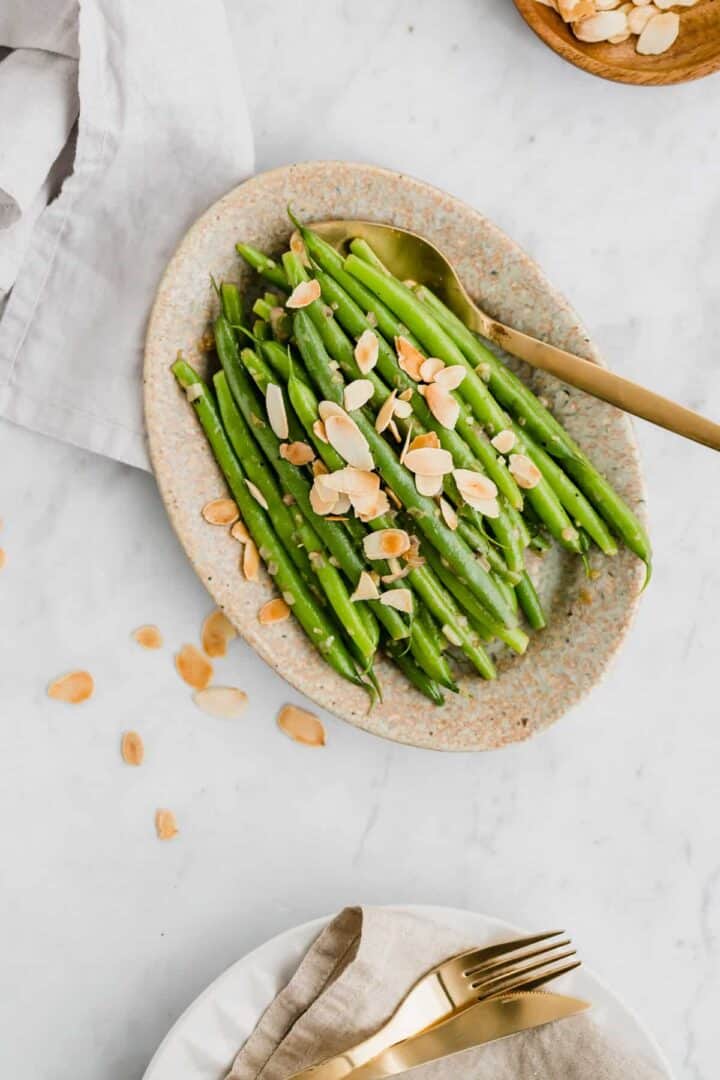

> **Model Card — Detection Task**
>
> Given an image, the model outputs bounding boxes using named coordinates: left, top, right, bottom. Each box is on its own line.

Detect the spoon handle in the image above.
left=476, top=317, right=720, bottom=451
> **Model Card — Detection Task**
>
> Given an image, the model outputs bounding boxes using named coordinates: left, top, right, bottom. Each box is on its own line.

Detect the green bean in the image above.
left=414, top=284, right=652, bottom=573
left=383, top=640, right=446, bottom=706
left=235, top=243, right=289, bottom=289
left=214, top=370, right=379, bottom=667
left=514, top=572, right=547, bottom=631
left=171, top=358, right=367, bottom=691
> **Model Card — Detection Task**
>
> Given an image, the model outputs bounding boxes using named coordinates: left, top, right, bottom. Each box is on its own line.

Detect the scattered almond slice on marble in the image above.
left=508, top=453, right=543, bottom=490
left=202, top=497, right=239, bottom=526
left=121, top=731, right=144, bottom=766
left=419, top=356, right=444, bottom=382
left=425, top=383, right=460, bottom=430
left=380, top=588, right=413, bottom=613
left=230, top=519, right=250, bottom=543
left=324, top=412, right=374, bottom=470
left=351, top=570, right=380, bottom=602
left=280, top=441, right=315, bottom=466
left=194, top=686, right=249, bottom=719
left=259, top=597, right=291, bottom=625
left=354, top=329, right=379, bottom=374
left=363, top=529, right=411, bottom=560
left=277, top=704, right=326, bottom=746
left=434, top=365, right=466, bottom=391
left=344, top=379, right=374, bottom=412
left=243, top=539, right=260, bottom=580
left=245, top=479, right=269, bottom=510
left=133, top=625, right=164, bottom=650
left=395, top=336, right=425, bottom=381
left=47, top=670, right=94, bottom=704
left=155, top=809, right=178, bottom=840
left=286, top=279, right=321, bottom=309
left=0, top=548, right=5, bottom=571
left=201, top=609, right=237, bottom=658
left=175, top=644, right=213, bottom=689
left=266, top=384, right=289, bottom=440
left=491, top=429, right=516, bottom=454
left=637, top=10, right=679, bottom=52
left=439, top=497, right=459, bottom=531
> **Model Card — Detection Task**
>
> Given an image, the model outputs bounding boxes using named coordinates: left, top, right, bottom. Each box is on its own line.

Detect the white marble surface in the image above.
left=1, top=2, right=719, bottom=1077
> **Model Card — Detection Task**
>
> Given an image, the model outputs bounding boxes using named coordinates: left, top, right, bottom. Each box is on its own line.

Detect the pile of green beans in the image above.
left=172, top=213, right=650, bottom=708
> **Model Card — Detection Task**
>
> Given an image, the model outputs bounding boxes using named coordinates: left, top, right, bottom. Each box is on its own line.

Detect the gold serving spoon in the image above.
left=310, top=219, right=720, bottom=452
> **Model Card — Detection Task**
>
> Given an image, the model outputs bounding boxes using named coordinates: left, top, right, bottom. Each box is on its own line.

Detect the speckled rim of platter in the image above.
left=144, top=161, right=647, bottom=752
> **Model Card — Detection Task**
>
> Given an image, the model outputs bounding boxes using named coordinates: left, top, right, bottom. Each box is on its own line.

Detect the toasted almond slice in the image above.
left=403, top=446, right=454, bottom=476
left=325, top=413, right=374, bottom=470
left=322, top=466, right=380, bottom=496
left=133, top=624, right=163, bottom=649
left=201, top=609, right=237, bottom=658
left=380, top=588, right=413, bottom=613
left=628, top=3, right=657, bottom=32
left=280, top=441, right=315, bottom=466
left=474, top=498, right=501, bottom=519
left=312, top=419, right=328, bottom=444
left=386, top=487, right=402, bottom=509
left=562, top=525, right=580, bottom=543
left=318, top=400, right=346, bottom=421
left=265, top=384, right=289, bottom=440
left=393, top=398, right=413, bottom=420
left=47, top=670, right=94, bottom=704
left=395, top=336, right=425, bottom=380
left=354, top=329, right=379, bottom=374
left=573, top=10, right=627, bottom=41
left=202, top=497, right=239, bottom=526
left=312, top=459, right=329, bottom=477
left=409, top=431, right=441, bottom=452
left=439, top=497, right=458, bottom=531
left=243, top=539, right=260, bottom=580
left=351, top=570, right=380, bottom=602
left=399, top=421, right=414, bottom=465
left=399, top=387, right=414, bottom=402
left=290, top=230, right=310, bottom=265
left=636, top=10, right=679, bottom=53
left=310, top=479, right=337, bottom=516
left=344, top=379, right=374, bottom=412
left=596, top=0, right=622, bottom=8
left=194, top=686, right=249, bottom=719
left=352, top=489, right=391, bottom=522
left=655, top=0, right=693, bottom=7
left=155, top=809, right=178, bottom=840
left=246, top=479, right=269, bottom=510
left=286, top=279, right=321, bottom=309
left=425, top=383, right=460, bottom=430
left=331, top=494, right=352, bottom=514
left=416, top=473, right=443, bottom=497
left=375, top=390, right=398, bottom=433
left=491, top=429, right=516, bottom=454
left=259, top=597, right=291, bottom=624
left=121, top=731, right=144, bottom=766
left=420, top=356, right=445, bottom=382
left=230, top=520, right=250, bottom=543
left=453, top=468, right=498, bottom=504
left=557, top=0, right=596, bottom=16
left=442, top=624, right=463, bottom=647
left=434, top=365, right=466, bottom=391
left=508, top=453, right=542, bottom=490
left=388, top=419, right=401, bottom=442
left=175, top=644, right=213, bottom=689
left=363, top=529, right=411, bottom=560
left=277, top=704, right=326, bottom=746
left=608, top=2, right=632, bottom=41
left=185, top=383, right=203, bottom=403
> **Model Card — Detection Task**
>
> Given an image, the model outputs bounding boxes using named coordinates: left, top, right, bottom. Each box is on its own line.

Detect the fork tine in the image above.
left=482, top=958, right=582, bottom=1000
left=472, top=948, right=577, bottom=992
left=463, top=938, right=571, bottom=981
left=456, top=931, right=565, bottom=976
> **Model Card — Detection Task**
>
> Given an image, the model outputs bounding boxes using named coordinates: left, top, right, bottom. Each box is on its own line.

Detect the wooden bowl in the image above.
left=514, top=0, right=720, bottom=86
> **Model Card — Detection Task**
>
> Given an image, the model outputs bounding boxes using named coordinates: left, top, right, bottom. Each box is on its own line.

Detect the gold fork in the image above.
left=309, top=219, right=720, bottom=451
left=287, top=930, right=579, bottom=1080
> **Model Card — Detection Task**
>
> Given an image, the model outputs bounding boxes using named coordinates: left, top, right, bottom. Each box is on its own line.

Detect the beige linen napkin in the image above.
left=228, top=908, right=666, bottom=1079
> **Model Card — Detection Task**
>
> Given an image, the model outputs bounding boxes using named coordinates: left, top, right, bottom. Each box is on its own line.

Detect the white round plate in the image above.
left=143, top=905, right=673, bottom=1079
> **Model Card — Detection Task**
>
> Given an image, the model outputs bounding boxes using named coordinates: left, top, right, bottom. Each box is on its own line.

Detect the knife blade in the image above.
left=344, top=991, right=589, bottom=1079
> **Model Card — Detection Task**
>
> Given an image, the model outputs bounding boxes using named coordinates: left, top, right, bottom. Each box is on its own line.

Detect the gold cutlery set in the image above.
left=288, top=931, right=586, bottom=1078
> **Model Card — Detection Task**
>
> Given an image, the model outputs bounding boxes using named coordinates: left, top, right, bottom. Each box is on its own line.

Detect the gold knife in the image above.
left=337, top=991, right=589, bottom=1080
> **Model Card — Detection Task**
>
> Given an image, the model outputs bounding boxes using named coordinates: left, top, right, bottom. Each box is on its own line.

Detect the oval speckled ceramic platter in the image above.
left=144, top=162, right=646, bottom=752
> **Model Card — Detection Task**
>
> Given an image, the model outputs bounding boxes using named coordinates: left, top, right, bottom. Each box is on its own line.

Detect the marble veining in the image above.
left=0, top=2, right=718, bottom=1077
